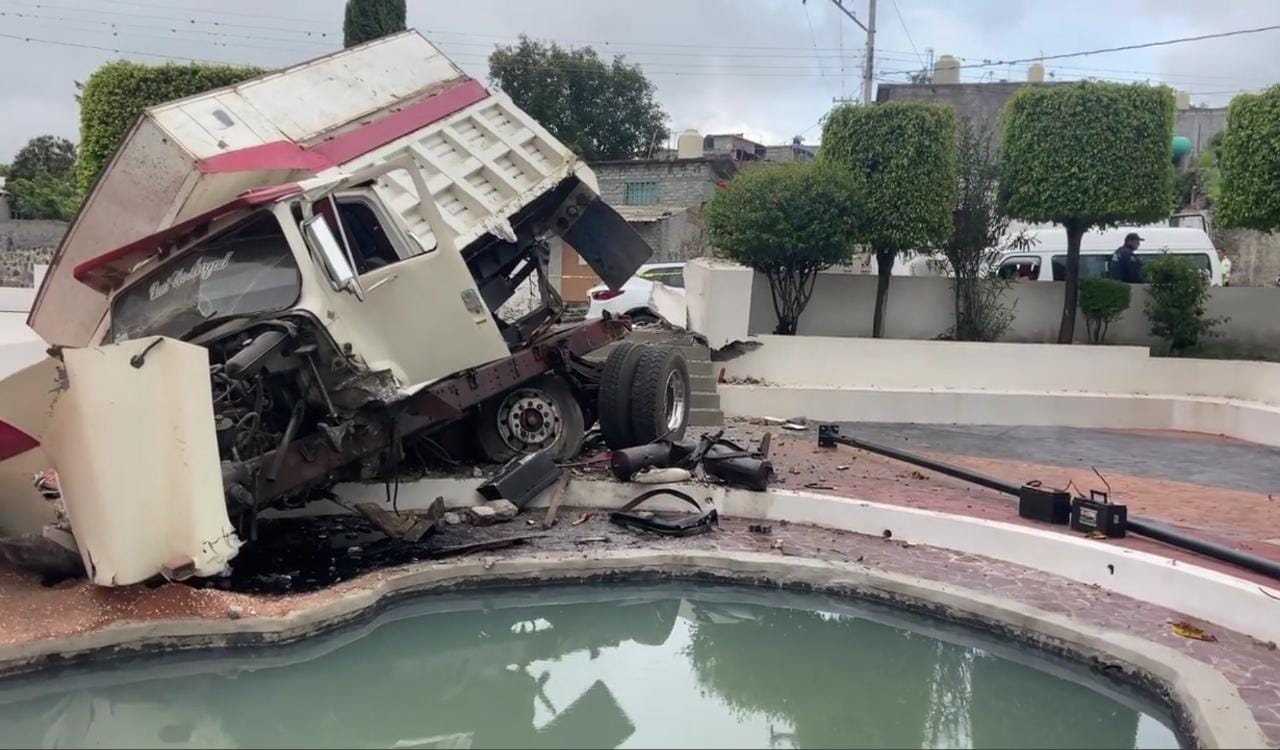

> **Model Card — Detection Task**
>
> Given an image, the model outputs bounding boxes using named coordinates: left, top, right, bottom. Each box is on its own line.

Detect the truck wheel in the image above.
left=629, top=345, right=690, bottom=444
left=597, top=341, right=644, bottom=449
left=476, top=375, right=585, bottom=463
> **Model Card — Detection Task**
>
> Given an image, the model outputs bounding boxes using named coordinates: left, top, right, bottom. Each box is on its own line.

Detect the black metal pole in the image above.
left=823, top=426, right=1280, bottom=582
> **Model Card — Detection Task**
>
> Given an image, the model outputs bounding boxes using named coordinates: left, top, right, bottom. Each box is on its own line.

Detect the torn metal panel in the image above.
left=561, top=197, right=652, bottom=290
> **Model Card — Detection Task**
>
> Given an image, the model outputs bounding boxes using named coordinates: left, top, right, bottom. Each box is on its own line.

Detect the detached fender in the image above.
left=0, top=337, right=239, bottom=586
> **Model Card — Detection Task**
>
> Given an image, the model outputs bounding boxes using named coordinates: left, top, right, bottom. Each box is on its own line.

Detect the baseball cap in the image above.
left=1125, top=232, right=1144, bottom=242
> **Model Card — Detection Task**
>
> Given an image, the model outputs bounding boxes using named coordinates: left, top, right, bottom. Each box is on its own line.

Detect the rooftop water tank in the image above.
left=1027, top=63, right=1045, bottom=83
left=677, top=129, right=702, bottom=159
left=1175, top=90, right=1191, bottom=110
left=933, top=55, right=960, bottom=84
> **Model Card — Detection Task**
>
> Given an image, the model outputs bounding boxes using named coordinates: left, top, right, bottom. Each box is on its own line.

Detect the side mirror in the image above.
left=303, top=215, right=364, bottom=301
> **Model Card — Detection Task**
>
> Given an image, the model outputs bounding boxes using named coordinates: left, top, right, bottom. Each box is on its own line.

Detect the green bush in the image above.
left=819, top=100, right=957, bottom=338
left=1144, top=255, right=1221, bottom=352
left=1078, top=278, right=1131, bottom=344
left=1218, top=84, right=1280, bottom=231
left=77, top=61, right=263, bottom=192
left=7, top=135, right=79, bottom=220
left=1000, top=82, right=1174, bottom=343
left=705, top=162, right=866, bottom=335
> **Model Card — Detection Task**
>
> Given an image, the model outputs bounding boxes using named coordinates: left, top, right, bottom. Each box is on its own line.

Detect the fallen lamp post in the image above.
left=817, top=423, right=1280, bottom=582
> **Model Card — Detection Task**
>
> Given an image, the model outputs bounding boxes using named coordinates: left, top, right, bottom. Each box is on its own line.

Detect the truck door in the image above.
left=311, top=188, right=509, bottom=387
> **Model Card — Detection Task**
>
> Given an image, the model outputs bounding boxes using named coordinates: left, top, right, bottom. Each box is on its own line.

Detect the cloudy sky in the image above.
left=1, top=0, right=1278, bottom=160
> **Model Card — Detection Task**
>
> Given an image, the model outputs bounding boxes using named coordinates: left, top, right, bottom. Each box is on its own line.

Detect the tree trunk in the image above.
left=1057, top=223, right=1085, bottom=344
left=873, top=248, right=895, bottom=339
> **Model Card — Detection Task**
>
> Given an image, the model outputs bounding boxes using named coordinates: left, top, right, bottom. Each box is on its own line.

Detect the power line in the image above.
left=803, top=0, right=830, bottom=78
left=92, top=0, right=336, bottom=29
left=0, top=0, right=334, bottom=38
left=880, top=23, right=1280, bottom=76
left=0, top=30, right=242, bottom=64
left=0, top=11, right=334, bottom=50
left=889, top=0, right=924, bottom=67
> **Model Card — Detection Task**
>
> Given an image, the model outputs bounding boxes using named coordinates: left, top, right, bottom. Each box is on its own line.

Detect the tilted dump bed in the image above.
left=32, top=31, right=604, bottom=345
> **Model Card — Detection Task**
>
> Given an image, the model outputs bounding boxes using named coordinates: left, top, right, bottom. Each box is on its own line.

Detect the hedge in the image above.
left=1217, top=84, right=1280, bottom=232
left=77, top=61, right=264, bottom=192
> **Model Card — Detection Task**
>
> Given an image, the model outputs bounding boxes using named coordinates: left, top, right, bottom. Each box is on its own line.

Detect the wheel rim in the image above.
left=664, top=370, right=687, bottom=433
left=496, top=388, right=563, bottom=452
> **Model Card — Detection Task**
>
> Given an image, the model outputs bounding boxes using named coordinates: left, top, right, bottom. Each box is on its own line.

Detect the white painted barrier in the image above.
left=327, top=476, right=1280, bottom=645
left=717, top=335, right=1280, bottom=445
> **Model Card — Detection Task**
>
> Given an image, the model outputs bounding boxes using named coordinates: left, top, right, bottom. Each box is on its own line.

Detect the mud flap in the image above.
left=562, top=196, right=652, bottom=289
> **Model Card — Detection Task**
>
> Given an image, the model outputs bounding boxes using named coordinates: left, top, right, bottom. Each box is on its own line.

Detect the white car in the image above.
left=586, top=262, right=686, bottom=320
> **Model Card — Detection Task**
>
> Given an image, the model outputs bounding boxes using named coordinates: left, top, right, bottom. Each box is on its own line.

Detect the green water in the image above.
left=0, top=584, right=1178, bottom=749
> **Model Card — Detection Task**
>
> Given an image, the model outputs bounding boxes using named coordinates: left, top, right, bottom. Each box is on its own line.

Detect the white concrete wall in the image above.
left=685, top=257, right=753, bottom=349
left=0, top=284, right=44, bottom=378
left=724, top=264, right=1280, bottom=353
left=717, top=336, right=1280, bottom=444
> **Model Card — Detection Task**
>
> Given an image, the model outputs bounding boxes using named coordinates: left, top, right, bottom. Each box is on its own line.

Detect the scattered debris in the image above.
left=770, top=539, right=785, bottom=551
left=748, top=524, right=773, bottom=535
left=574, top=536, right=610, bottom=545
left=633, top=467, right=694, bottom=484
left=910, top=470, right=928, bottom=481
left=477, top=450, right=561, bottom=510
left=609, top=488, right=718, bottom=537
left=1170, top=621, right=1217, bottom=642
left=803, top=482, right=835, bottom=490
left=355, top=498, right=442, bottom=543
left=227, top=605, right=244, bottom=620
left=542, top=474, right=572, bottom=530
left=484, top=499, right=520, bottom=521
left=882, top=529, right=893, bottom=539
left=425, top=535, right=537, bottom=560
left=465, top=505, right=502, bottom=526
left=836, top=464, right=851, bottom=471
left=441, top=512, right=464, bottom=526
left=782, top=422, right=807, bottom=431
left=571, top=512, right=594, bottom=527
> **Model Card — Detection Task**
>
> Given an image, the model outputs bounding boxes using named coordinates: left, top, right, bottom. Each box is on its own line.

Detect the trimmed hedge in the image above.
left=1078, top=277, right=1131, bottom=344
left=77, top=61, right=264, bottom=192
left=343, top=0, right=407, bottom=48
left=1218, top=84, right=1280, bottom=231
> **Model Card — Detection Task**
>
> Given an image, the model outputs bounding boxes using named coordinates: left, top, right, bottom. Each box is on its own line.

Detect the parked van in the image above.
left=995, top=225, right=1222, bottom=285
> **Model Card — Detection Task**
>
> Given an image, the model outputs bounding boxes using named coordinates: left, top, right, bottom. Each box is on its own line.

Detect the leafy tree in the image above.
left=1145, top=254, right=1220, bottom=352
left=0, top=163, right=8, bottom=177
left=1000, top=82, right=1174, bottom=343
left=941, top=117, right=1029, bottom=342
left=488, top=37, right=669, bottom=161
left=6, top=172, right=79, bottom=221
left=820, top=101, right=957, bottom=338
left=343, top=0, right=407, bottom=48
left=1078, top=278, right=1131, bottom=344
left=78, top=61, right=263, bottom=192
left=705, top=162, right=866, bottom=335
left=1217, top=84, right=1280, bottom=231
left=7, top=135, right=78, bottom=220
left=10, top=135, right=76, bottom=182
left=1194, top=131, right=1224, bottom=207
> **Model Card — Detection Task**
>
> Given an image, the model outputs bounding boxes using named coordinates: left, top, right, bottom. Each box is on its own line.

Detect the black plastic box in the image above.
left=1070, top=495, right=1128, bottom=538
left=1018, top=485, right=1072, bottom=525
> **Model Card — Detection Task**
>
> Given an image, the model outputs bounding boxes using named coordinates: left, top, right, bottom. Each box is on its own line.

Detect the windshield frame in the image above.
left=109, top=210, right=303, bottom=343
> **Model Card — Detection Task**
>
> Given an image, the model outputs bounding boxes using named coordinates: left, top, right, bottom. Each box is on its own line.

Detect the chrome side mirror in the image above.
left=303, top=215, right=364, bottom=301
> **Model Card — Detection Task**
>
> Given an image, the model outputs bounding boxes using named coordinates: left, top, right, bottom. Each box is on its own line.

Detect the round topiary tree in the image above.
left=1078, top=278, right=1131, bottom=345
left=820, top=101, right=957, bottom=338
left=704, top=162, right=867, bottom=335
left=1000, top=81, right=1175, bottom=343
left=1217, top=84, right=1280, bottom=232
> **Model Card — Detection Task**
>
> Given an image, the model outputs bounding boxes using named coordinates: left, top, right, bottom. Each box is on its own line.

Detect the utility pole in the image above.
left=820, top=0, right=876, bottom=103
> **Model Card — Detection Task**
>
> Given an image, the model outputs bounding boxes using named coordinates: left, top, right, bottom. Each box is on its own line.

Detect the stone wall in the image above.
left=1214, top=228, right=1280, bottom=288
left=591, top=158, right=736, bottom=209
left=634, top=208, right=707, bottom=263
left=0, top=220, right=65, bottom=287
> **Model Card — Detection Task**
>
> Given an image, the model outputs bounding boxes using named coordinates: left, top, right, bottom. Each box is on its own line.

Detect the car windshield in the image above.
left=110, top=213, right=301, bottom=342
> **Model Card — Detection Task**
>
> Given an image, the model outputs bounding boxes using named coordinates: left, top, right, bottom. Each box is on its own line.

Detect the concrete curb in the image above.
left=0, top=550, right=1265, bottom=748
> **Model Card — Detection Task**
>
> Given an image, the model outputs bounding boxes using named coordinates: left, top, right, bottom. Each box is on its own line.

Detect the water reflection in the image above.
left=0, top=585, right=1177, bottom=749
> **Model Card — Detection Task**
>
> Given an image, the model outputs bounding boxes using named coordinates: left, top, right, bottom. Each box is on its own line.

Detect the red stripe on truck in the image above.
left=0, top=421, right=38, bottom=463
left=196, top=78, right=489, bottom=175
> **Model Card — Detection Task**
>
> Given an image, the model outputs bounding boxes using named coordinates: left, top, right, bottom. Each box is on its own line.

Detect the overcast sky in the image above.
left=1, top=0, right=1278, bottom=160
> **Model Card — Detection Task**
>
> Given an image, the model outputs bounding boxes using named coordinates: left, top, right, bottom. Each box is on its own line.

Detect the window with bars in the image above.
left=624, top=181, right=658, bottom=205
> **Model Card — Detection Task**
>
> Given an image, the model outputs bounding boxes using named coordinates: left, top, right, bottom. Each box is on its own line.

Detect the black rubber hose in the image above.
left=832, top=432, right=1280, bottom=582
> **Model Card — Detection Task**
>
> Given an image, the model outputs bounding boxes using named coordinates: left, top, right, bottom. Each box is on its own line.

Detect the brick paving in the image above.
left=1, top=512, right=1279, bottom=744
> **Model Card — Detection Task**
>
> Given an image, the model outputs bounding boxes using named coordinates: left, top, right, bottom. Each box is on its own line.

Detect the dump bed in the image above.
left=32, top=31, right=597, bottom=346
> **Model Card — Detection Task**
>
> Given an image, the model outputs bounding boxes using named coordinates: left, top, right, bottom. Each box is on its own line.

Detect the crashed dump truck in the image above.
left=0, top=31, right=691, bottom=586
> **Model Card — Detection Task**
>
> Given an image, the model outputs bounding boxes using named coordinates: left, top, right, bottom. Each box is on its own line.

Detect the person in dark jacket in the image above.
left=1109, top=232, right=1145, bottom=283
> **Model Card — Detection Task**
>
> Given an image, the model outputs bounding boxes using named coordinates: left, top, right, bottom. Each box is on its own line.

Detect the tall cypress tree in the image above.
left=343, top=0, right=407, bottom=48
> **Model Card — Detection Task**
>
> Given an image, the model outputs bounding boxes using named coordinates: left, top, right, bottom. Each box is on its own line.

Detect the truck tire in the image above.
left=476, top=375, right=585, bottom=463
left=628, top=345, right=690, bottom=444
left=596, top=341, right=644, bottom=449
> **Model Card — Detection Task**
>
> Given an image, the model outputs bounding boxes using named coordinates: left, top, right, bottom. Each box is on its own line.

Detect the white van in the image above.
left=995, top=225, right=1222, bottom=286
